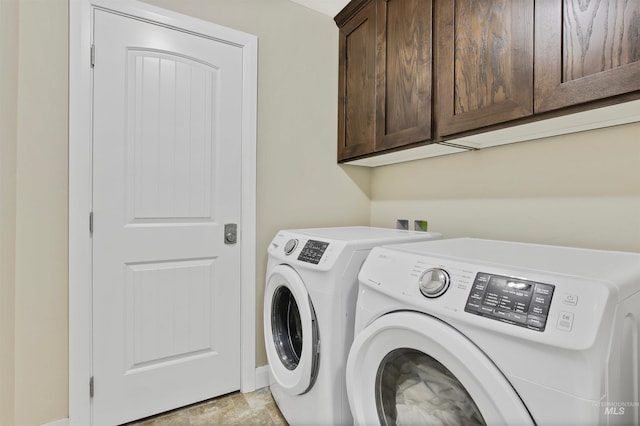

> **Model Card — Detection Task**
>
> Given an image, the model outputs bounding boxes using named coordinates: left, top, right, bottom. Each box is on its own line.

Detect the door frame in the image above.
left=69, top=1, right=258, bottom=424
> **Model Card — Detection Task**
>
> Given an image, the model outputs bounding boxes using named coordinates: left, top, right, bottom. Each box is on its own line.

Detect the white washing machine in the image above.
left=264, top=226, right=442, bottom=425
left=346, top=238, right=640, bottom=426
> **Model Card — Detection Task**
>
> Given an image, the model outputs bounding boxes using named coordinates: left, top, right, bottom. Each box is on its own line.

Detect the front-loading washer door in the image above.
left=264, top=264, right=319, bottom=396
left=346, top=311, right=534, bottom=426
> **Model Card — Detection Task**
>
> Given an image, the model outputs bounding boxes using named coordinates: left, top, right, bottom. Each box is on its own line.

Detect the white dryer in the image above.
left=346, top=238, right=640, bottom=426
left=264, top=226, right=442, bottom=425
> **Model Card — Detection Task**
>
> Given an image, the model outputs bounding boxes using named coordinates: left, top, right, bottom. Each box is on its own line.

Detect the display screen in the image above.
left=485, top=277, right=532, bottom=313
left=464, top=273, right=554, bottom=332
left=297, top=239, right=329, bottom=264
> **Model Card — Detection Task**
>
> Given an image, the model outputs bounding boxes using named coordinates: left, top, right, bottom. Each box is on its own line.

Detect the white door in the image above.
left=92, top=9, right=242, bottom=425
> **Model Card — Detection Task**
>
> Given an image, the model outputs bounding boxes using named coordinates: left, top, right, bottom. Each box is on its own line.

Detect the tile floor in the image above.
left=126, top=387, right=288, bottom=425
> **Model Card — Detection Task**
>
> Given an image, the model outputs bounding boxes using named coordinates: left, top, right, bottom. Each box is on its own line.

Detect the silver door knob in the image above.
left=224, top=223, right=237, bottom=244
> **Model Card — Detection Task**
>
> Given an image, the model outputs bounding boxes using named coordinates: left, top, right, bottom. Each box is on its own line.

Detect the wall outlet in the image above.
left=414, top=220, right=428, bottom=231
left=396, top=219, right=409, bottom=230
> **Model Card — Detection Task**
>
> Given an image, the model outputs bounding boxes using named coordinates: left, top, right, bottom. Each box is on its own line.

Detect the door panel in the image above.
left=435, top=0, right=534, bottom=136
left=337, top=1, right=376, bottom=161
left=376, top=0, right=432, bottom=150
left=92, top=9, right=242, bottom=425
left=125, top=259, right=215, bottom=368
left=535, top=0, right=640, bottom=112
left=127, top=51, right=216, bottom=221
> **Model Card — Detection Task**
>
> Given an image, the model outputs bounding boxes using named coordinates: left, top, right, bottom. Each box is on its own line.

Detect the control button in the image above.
left=527, top=315, right=546, bottom=329
left=479, top=305, right=494, bottom=315
left=465, top=301, right=481, bottom=311
left=284, top=239, right=298, bottom=255
left=472, top=283, right=487, bottom=292
left=469, top=291, right=483, bottom=301
left=532, top=294, right=550, bottom=306
left=535, top=284, right=553, bottom=296
left=507, top=312, right=527, bottom=324
left=493, top=310, right=508, bottom=319
left=562, top=293, right=578, bottom=306
left=530, top=304, right=548, bottom=316
left=557, top=311, right=574, bottom=332
left=419, top=268, right=450, bottom=298
left=475, top=273, right=490, bottom=283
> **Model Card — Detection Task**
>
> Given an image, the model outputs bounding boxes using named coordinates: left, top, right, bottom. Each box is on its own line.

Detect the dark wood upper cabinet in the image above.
left=335, top=0, right=640, bottom=164
left=336, top=0, right=432, bottom=161
left=535, top=0, right=640, bottom=113
left=375, top=0, right=432, bottom=151
left=337, top=0, right=376, bottom=161
left=435, top=0, right=534, bottom=136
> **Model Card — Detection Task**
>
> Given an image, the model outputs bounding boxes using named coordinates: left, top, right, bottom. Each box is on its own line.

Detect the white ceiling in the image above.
left=289, top=0, right=350, bottom=17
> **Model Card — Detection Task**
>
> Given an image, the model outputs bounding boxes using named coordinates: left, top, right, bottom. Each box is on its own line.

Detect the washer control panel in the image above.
left=464, top=273, right=555, bottom=332
left=297, top=239, right=330, bottom=264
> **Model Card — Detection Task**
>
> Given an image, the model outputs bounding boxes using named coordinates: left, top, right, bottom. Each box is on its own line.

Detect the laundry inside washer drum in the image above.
left=376, top=348, right=486, bottom=426
left=271, top=286, right=304, bottom=370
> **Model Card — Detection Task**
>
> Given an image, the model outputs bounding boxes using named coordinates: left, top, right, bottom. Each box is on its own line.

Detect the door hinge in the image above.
left=89, top=376, right=94, bottom=398
left=90, top=44, right=95, bottom=67
left=89, top=211, right=94, bottom=236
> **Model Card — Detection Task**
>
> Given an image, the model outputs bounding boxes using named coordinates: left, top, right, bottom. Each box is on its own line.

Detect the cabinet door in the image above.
left=535, top=0, right=640, bottom=113
left=375, top=0, right=432, bottom=150
left=337, top=1, right=376, bottom=161
left=435, top=0, right=534, bottom=136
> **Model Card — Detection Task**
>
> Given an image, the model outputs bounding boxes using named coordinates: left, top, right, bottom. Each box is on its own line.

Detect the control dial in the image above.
left=419, top=268, right=450, bottom=298
left=284, top=239, right=298, bottom=255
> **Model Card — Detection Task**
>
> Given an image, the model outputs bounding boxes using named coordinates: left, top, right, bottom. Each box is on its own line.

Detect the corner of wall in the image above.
left=0, top=0, right=19, bottom=424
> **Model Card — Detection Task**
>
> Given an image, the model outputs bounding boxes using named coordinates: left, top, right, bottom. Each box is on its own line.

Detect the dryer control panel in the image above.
left=297, top=239, right=330, bottom=264
left=464, top=273, right=555, bottom=331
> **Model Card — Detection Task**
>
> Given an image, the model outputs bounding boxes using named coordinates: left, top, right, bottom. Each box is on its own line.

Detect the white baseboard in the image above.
left=254, top=364, right=271, bottom=390
left=40, top=419, right=69, bottom=426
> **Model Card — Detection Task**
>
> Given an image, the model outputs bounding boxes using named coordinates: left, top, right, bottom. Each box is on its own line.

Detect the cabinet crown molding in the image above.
left=334, top=0, right=373, bottom=27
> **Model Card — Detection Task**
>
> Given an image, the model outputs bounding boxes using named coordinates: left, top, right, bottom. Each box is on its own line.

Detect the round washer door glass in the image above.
left=271, top=285, right=304, bottom=370
left=377, top=348, right=484, bottom=425
left=264, top=264, right=319, bottom=395
left=346, top=312, right=534, bottom=426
